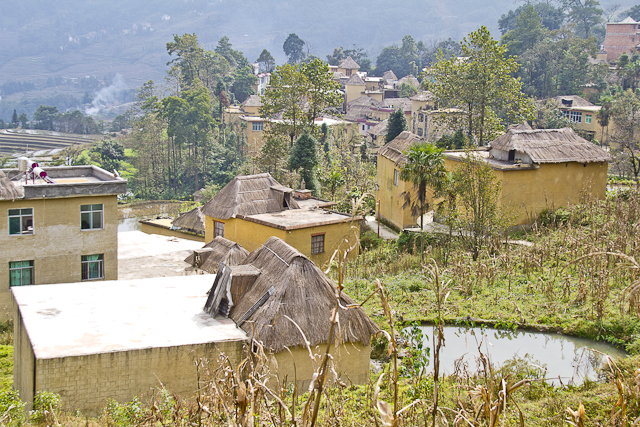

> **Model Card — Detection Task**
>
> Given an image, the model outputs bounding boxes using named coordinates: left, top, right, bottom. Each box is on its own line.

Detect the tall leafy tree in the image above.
left=561, top=0, right=604, bottom=39
left=498, top=3, right=565, bottom=34
left=386, top=109, right=408, bottom=143
left=610, top=89, right=640, bottom=179
left=256, top=49, right=275, bottom=73
left=33, top=105, right=59, bottom=130
left=260, top=59, right=341, bottom=145
left=162, top=81, right=215, bottom=192
left=399, top=143, right=446, bottom=231
left=289, top=132, right=320, bottom=195
left=426, top=26, right=534, bottom=145
left=283, top=33, right=305, bottom=64
left=501, top=6, right=546, bottom=57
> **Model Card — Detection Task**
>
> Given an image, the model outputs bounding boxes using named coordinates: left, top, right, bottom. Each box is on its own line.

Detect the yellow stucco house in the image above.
left=376, top=128, right=611, bottom=228
left=0, top=164, right=126, bottom=309
left=542, top=95, right=612, bottom=142
left=202, top=173, right=360, bottom=268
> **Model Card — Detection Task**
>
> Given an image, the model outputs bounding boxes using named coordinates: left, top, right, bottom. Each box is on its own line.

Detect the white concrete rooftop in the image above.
left=12, top=275, right=248, bottom=359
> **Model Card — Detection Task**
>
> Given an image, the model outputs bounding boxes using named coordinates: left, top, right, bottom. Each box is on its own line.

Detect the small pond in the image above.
left=410, top=325, right=627, bottom=385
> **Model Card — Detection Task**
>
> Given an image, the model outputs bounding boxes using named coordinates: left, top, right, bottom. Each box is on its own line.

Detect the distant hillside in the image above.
left=0, top=0, right=634, bottom=121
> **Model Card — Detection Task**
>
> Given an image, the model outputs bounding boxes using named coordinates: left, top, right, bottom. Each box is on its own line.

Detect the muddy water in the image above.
left=413, top=326, right=627, bottom=385
left=117, top=201, right=183, bottom=232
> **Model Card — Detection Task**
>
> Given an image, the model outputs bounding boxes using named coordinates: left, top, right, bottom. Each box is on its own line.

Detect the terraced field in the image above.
left=0, top=130, right=99, bottom=157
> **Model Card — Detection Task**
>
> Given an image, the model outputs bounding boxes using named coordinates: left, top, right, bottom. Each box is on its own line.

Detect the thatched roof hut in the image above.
left=201, top=173, right=300, bottom=220
left=223, top=237, right=378, bottom=353
left=378, top=131, right=424, bottom=165
left=338, top=56, right=360, bottom=70
left=0, top=170, right=23, bottom=201
left=185, top=236, right=249, bottom=272
left=490, top=127, right=612, bottom=164
left=172, top=206, right=205, bottom=235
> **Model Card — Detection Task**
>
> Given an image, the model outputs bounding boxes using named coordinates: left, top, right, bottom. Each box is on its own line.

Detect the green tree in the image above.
left=386, top=108, right=408, bottom=143
left=426, top=26, right=534, bottom=145
left=501, top=6, right=546, bottom=57
left=256, top=49, right=275, bottom=73
left=498, top=3, right=565, bottom=34
left=561, top=0, right=604, bottom=39
left=609, top=89, right=640, bottom=179
left=624, top=5, right=640, bottom=21
left=399, top=143, right=446, bottom=231
left=260, top=60, right=341, bottom=146
left=231, top=66, right=257, bottom=103
left=11, top=110, right=18, bottom=127
left=450, top=151, right=509, bottom=261
left=289, top=132, right=320, bottom=195
left=215, top=36, right=250, bottom=69
left=94, top=140, right=125, bottom=172
left=162, top=81, right=216, bottom=192
left=400, top=83, right=418, bottom=98
left=18, top=113, right=28, bottom=128
left=33, top=105, right=59, bottom=130
left=283, top=33, right=305, bottom=64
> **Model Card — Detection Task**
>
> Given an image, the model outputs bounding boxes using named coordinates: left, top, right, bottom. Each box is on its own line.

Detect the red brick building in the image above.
left=604, top=17, right=640, bottom=62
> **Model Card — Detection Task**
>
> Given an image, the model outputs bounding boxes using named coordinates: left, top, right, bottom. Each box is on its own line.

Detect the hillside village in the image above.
left=2, top=3, right=640, bottom=426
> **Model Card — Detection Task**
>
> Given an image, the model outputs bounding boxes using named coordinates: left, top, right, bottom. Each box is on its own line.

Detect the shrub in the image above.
left=0, top=390, right=26, bottom=425
left=360, top=230, right=383, bottom=251
left=30, top=391, right=61, bottom=425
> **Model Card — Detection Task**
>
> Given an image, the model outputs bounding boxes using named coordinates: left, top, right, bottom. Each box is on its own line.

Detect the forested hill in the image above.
left=0, top=0, right=630, bottom=87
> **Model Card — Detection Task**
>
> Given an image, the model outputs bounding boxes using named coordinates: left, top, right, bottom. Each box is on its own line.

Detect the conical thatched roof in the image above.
left=382, top=97, right=412, bottom=112
left=490, top=128, right=612, bottom=164
left=201, top=173, right=300, bottom=219
left=172, top=206, right=205, bottom=235
left=508, top=122, right=533, bottom=131
left=345, top=73, right=365, bottom=86
left=0, top=171, right=23, bottom=201
left=383, top=70, right=398, bottom=83
left=367, top=119, right=388, bottom=137
left=185, top=236, right=249, bottom=272
left=338, top=56, right=360, bottom=70
left=228, top=237, right=378, bottom=353
left=378, top=131, right=424, bottom=165
left=397, top=74, right=419, bottom=89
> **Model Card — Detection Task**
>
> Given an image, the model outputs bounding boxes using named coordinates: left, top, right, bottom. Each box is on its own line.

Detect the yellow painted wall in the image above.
left=205, top=216, right=359, bottom=268
left=376, top=155, right=419, bottom=230
left=345, top=84, right=365, bottom=106
left=494, top=162, right=608, bottom=225
left=241, top=120, right=266, bottom=156
left=271, top=343, right=371, bottom=390
left=0, top=195, right=118, bottom=309
left=442, top=157, right=608, bottom=225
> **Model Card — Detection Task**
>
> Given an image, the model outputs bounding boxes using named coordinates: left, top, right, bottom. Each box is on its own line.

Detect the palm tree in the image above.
left=399, top=142, right=447, bottom=231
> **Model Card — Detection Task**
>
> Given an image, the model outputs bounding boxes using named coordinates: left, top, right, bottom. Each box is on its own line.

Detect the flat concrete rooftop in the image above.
left=445, top=150, right=538, bottom=171
left=1, top=165, right=127, bottom=199
left=12, top=275, right=248, bottom=359
left=240, top=207, right=357, bottom=230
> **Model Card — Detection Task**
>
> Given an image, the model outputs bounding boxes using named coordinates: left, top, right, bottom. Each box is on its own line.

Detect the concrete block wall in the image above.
left=32, top=340, right=245, bottom=416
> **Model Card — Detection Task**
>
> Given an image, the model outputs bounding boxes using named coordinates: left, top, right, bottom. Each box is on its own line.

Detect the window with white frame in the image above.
left=570, top=111, right=582, bottom=123
left=8, top=208, right=33, bottom=235
left=82, top=254, right=104, bottom=281
left=311, top=234, right=325, bottom=254
left=9, top=261, right=33, bottom=286
left=214, top=221, right=225, bottom=238
left=81, top=204, right=103, bottom=230
left=252, top=122, right=264, bottom=131
left=394, top=169, right=399, bottom=186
